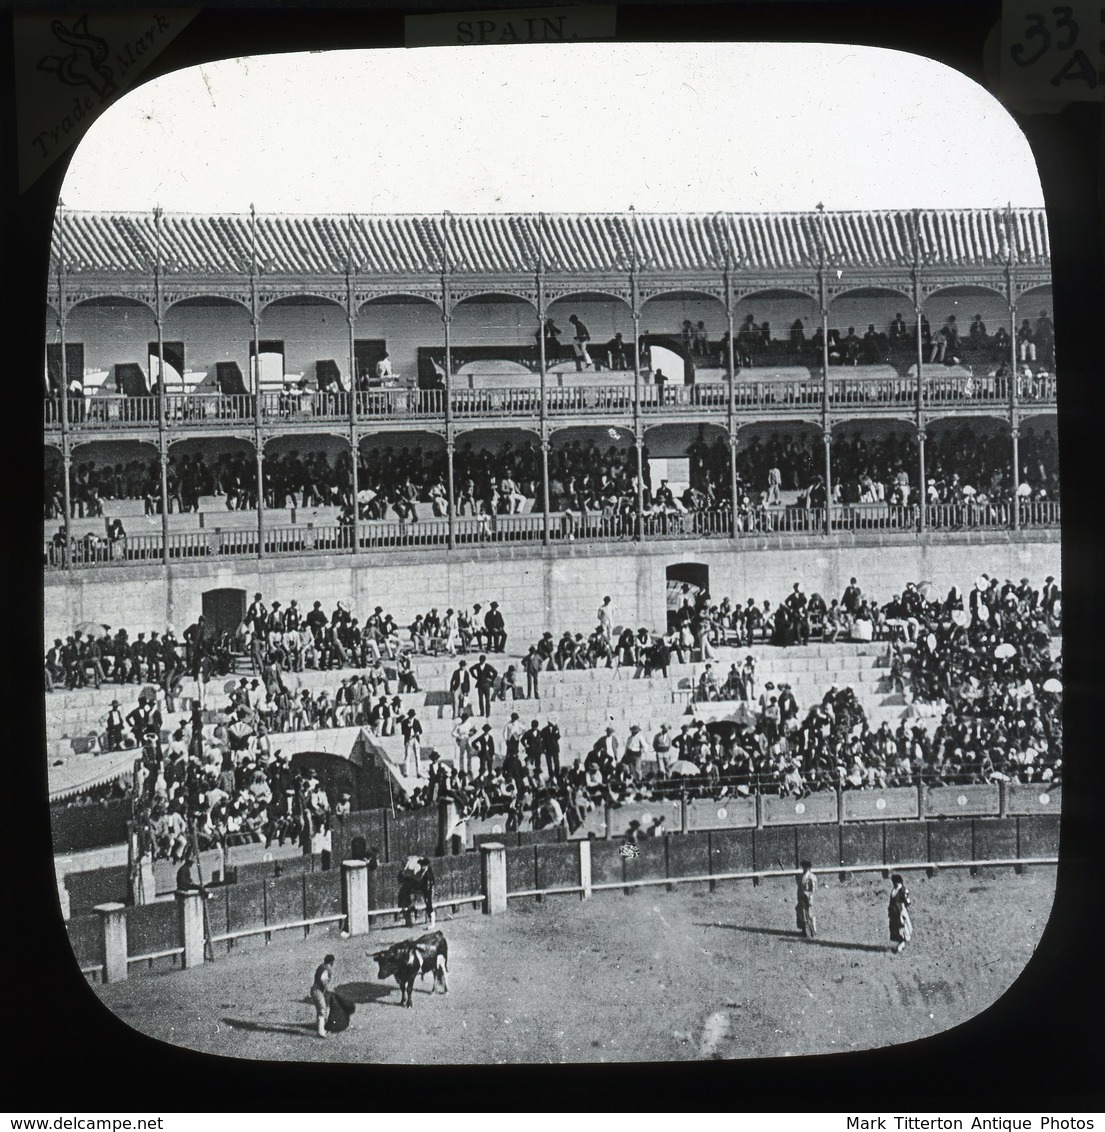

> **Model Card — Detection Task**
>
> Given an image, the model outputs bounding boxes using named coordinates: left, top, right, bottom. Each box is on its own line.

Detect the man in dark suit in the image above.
left=484, top=602, right=507, bottom=653
left=449, top=660, right=472, bottom=718
left=470, top=654, right=498, bottom=718
left=472, top=723, right=496, bottom=776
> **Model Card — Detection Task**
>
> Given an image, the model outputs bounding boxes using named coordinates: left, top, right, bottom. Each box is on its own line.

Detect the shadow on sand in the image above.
left=333, top=981, right=396, bottom=1005
left=696, top=921, right=890, bottom=953
left=222, top=1018, right=319, bottom=1038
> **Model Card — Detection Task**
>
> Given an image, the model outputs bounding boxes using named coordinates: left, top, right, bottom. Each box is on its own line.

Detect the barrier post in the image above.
left=578, top=839, right=592, bottom=901
left=342, top=859, right=369, bottom=937
left=755, top=792, right=764, bottom=829
left=480, top=842, right=507, bottom=915
left=176, top=889, right=205, bottom=969
left=95, top=902, right=128, bottom=984
left=438, top=797, right=460, bottom=855
left=680, top=790, right=689, bottom=834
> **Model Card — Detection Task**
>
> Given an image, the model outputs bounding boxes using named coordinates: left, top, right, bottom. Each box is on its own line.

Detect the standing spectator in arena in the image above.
left=105, top=700, right=125, bottom=750
left=767, top=464, right=782, bottom=505
left=449, top=659, right=472, bottom=718
left=542, top=719, right=562, bottom=780
left=693, top=321, right=709, bottom=358
left=606, top=332, right=628, bottom=370
left=796, top=860, right=817, bottom=939
left=1017, top=319, right=1036, bottom=362
left=597, top=596, right=614, bottom=646
left=1034, top=310, right=1054, bottom=367
left=888, top=873, right=913, bottom=954
left=471, top=654, right=498, bottom=718
left=521, top=719, right=544, bottom=775
left=375, top=353, right=393, bottom=382
left=401, top=709, right=423, bottom=779
left=522, top=646, right=543, bottom=701
left=473, top=723, right=495, bottom=776
left=540, top=318, right=562, bottom=365
left=653, top=368, right=667, bottom=404
left=568, top=314, right=592, bottom=370
left=485, top=602, right=507, bottom=653
left=842, top=577, right=862, bottom=615
left=311, top=954, right=335, bottom=1040
left=652, top=723, right=673, bottom=776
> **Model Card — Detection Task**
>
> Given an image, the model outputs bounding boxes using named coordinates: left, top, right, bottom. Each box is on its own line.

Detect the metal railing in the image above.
left=43, top=498, right=1060, bottom=568
left=43, top=373, right=1058, bottom=432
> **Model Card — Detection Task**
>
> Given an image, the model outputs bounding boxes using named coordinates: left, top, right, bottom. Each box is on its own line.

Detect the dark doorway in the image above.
left=665, top=562, right=710, bottom=630
left=202, top=588, right=247, bottom=638
left=46, top=343, right=84, bottom=392
left=354, top=339, right=388, bottom=387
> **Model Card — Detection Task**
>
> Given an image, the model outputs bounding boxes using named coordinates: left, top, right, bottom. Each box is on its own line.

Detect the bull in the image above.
left=371, top=930, right=449, bottom=1008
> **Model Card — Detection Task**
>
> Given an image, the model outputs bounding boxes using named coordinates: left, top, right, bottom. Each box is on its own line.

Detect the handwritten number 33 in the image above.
left=1011, top=8, right=1080, bottom=66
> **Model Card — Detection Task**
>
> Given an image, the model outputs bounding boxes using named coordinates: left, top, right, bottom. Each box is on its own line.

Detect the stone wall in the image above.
left=43, top=531, right=1061, bottom=648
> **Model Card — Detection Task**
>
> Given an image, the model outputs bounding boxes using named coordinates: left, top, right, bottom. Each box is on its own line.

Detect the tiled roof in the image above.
left=50, top=209, right=1051, bottom=276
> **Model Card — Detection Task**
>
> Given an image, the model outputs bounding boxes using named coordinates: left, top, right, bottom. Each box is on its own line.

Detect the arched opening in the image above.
left=921, top=284, right=1013, bottom=372
left=164, top=296, right=253, bottom=394
left=357, top=294, right=441, bottom=390
left=201, top=587, right=247, bottom=639
left=733, top=288, right=821, bottom=370
left=665, top=562, right=710, bottom=631
left=449, top=292, right=540, bottom=380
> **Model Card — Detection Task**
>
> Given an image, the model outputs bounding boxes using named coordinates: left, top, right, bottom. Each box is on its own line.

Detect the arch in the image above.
left=829, top=416, right=920, bottom=437
left=451, top=290, right=538, bottom=313
left=69, top=437, right=160, bottom=458
left=924, top=411, right=1013, bottom=431
left=260, top=293, right=346, bottom=313
left=262, top=431, right=352, bottom=454
left=451, top=424, right=542, bottom=444
left=828, top=284, right=912, bottom=304
left=738, top=287, right=818, bottom=302
left=640, top=287, right=726, bottom=306
left=922, top=283, right=1008, bottom=301
left=546, top=288, right=632, bottom=309
left=68, top=294, right=156, bottom=316
left=201, top=587, right=247, bottom=638
left=665, top=562, right=710, bottom=631
left=358, top=292, right=443, bottom=315
left=165, top=294, right=252, bottom=315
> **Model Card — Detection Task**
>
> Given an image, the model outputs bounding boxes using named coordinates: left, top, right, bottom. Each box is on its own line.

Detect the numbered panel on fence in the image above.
left=367, top=863, right=401, bottom=912
left=265, top=873, right=306, bottom=926
left=303, top=870, right=342, bottom=919
left=755, top=826, right=797, bottom=873
left=534, top=843, right=580, bottom=893
left=590, top=839, right=625, bottom=887
left=505, top=845, right=537, bottom=895
left=973, top=818, right=1018, bottom=862
left=1005, top=784, right=1062, bottom=816
left=761, top=792, right=838, bottom=826
left=924, top=785, right=1000, bottom=818
left=66, top=913, right=103, bottom=972
left=927, top=818, right=973, bottom=864
left=685, top=796, right=756, bottom=832
left=666, top=830, right=711, bottom=879
left=795, top=825, right=842, bottom=871
left=226, top=877, right=267, bottom=933
left=388, top=809, right=440, bottom=862
left=708, top=828, right=755, bottom=876
left=622, top=836, right=666, bottom=887
left=884, top=821, right=929, bottom=867
left=840, top=787, right=919, bottom=822
left=841, top=823, right=885, bottom=868
left=567, top=808, right=608, bottom=841
left=1017, top=813, right=1061, bottom=858
left=65, top=866, right=130, bottom=917
left=437, top=852, right=481, bottom=902
left=606, top=800, right=684, bottom=842
left=126, top=899, right=181, bottom=958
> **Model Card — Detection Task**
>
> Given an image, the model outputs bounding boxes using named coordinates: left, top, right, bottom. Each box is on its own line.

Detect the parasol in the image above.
left=668, top=760, right=701, bottom=776
left=994, top=642, right=1017, bottom=659
left=961, top=485, right=977, bottom=497
left=223, top=679, right=239, bottom=694
left=75, top=621, right=110, bottom=638
left=918, top=581, right=937, bottom=600
left=139, top=684, right=160, bottom=702
left=1042, top=678, right=1062, bottom=693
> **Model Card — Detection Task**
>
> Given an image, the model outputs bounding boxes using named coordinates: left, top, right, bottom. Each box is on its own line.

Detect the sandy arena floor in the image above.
left=91, top=867, right=1056, bottom=1064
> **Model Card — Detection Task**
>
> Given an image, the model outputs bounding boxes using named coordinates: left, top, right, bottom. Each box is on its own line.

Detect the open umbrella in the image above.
left=223, top=679, right=239, bottom=695
left=994, top=642, right=1017, bottom=659
left=75, top=621, right=110, bottom=638
left=918, top=581, right=937, bottom=600
left=1042, top=677, right=1062, bottom=693
left=668, top=760, right=701, bottom=776
left=140, top=684, right=160, bottom=702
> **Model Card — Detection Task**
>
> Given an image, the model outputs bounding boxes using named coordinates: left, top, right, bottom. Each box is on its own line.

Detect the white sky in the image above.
left=61, top=42, right=1045, bottom=214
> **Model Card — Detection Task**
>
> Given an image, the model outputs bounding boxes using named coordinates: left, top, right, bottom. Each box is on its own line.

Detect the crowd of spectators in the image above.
left=51, top=565, right=1062, bottom=848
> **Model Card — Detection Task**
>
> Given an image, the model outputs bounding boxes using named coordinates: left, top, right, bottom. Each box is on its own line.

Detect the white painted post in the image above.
left=480, top=841, right=507, bottom=915
left=95, top=902, right=128, bottom=984
left=342, top=859, right=369, bottom=936
left=578, top=838, right=592, bottom=901
left=176, top=890, right=205, bottom=969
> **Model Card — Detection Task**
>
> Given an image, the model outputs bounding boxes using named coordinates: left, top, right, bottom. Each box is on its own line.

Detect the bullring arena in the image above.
left=45, top=206, right=1062, bottom=1063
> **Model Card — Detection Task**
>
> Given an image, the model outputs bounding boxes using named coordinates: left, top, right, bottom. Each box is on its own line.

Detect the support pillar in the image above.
left=446, top=438, right=456, bottom=549
left=917, top=430, right=927, bottom=533
left=728, top=427, right=739, bottom=539
left=822, top=430, right=833, bottom=536
left=1011, top=426, right=1021, bottom=530
left=634, top=431, right=645, bottom=540
left=480, top=841, right=507, bottom=915
left=341, top=859, right=370, bottom=936
left=540, top=437, right=551, bottom=546
left=96, top=901, right=128, bottom=984
left=577, top=838, right=592, bottom=901
left=176, top=889, right=205, bottom=970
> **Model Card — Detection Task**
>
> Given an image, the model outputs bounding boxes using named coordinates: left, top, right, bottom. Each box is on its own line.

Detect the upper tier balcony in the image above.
left=43, top=371, right=1057, bottom=433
